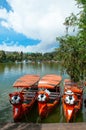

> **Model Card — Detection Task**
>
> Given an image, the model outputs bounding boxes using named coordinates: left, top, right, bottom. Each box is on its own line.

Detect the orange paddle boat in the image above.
left=9, top=74, right=40, bottom=121
left=62, top=79, right=83, bottom=122
left=37, top=74, right=62, bottom=118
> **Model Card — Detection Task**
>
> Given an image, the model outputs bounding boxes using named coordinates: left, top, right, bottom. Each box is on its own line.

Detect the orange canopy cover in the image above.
left=13, top=74, right=40, bottom=88
left=38, top=74, right=62, bottom=89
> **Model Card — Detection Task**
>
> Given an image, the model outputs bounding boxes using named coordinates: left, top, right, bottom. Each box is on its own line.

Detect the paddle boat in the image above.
left=62, top=79, right=83, bottom=122
left=9, top=74, right=40, bottom=121
left=37, top=74, right=62, bottom=118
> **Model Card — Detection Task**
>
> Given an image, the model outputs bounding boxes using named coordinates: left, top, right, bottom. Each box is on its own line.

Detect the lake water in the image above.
left=0, top=62, right=86, bottom=123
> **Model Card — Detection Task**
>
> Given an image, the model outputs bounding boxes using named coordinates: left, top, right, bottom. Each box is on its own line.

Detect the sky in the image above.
left=0, top=0, right=79, bottom=53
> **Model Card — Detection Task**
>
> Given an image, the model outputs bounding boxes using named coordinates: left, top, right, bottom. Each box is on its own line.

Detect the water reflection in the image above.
left=0, top=63, right=6, bottom=74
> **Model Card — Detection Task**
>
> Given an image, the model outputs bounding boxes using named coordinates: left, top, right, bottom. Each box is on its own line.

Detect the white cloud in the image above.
left=0, top=8, right=8, bottom=19
left=0, top=0, right=79, bottom=52
left=1, top=21, right=10, bottom=28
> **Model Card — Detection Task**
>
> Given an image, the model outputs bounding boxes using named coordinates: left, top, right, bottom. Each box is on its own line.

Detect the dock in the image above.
left=0, top=123, right=86, bottom=130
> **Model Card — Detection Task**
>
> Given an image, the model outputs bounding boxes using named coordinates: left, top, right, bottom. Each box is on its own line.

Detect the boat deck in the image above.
left=0, top=123, right=86, bottom=130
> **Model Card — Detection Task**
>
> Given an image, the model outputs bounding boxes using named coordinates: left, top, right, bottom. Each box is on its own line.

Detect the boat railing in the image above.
left=21, top=90, right=37, bottom=94
left=21, top=91, right=37, bottom=99
left=49, top=92, right=60, bottom=99
left=50, top=92, right=60, bottom=96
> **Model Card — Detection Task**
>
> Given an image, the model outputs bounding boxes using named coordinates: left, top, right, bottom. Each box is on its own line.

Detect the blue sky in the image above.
left=0, top=25, right=40, bottom=47
left=0, top=0, right=11, bottom=11
left=0, top=0, right=79, bottom=53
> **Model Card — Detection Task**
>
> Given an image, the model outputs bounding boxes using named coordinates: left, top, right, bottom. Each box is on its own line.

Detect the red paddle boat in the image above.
left=37, top=74, right=62, bottom=118
left=62, top=79, right=83, bottom=122
left=9, top=74, right=40, bottom=121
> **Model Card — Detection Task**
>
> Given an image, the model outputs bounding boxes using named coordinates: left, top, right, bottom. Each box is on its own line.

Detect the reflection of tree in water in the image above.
left=20, top=63, right=23, bottom=71
left=0, top=63, right=5, bottom=74
left=6, top=63, right=20, bottom=71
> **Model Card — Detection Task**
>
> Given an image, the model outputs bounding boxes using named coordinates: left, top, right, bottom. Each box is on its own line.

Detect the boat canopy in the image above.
left=64, top=79, right=77, bottom=86
left=64, top=79, right=83, bottom=94
left=13, top=74, right=40, bottom=88
left=38, top=74, right=62, bottom=89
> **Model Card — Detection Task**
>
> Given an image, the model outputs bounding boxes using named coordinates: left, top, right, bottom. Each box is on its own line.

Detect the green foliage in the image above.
left=0, top=50, right=6, bottom=62
left=56, top=35, right=86, bottom=81
left=0, top=51, right=58, bottom=63
left=64, top=13, right=78, bottom=34
left=56, top=0, right=86, bottom=82
left=28, top=53, right=42, bottom=62
left=75, top=0, right=86, bottom=5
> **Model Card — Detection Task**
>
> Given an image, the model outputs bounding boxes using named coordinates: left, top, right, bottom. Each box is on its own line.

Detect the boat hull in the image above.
left=9, top=91, right=37, bottom=121
left=38, top=91, right=60, bottom=118
left=63, top=102, right=75, bottom=122
left=62, top=79, right=83, bottom=122
left=13, top=100, right=35, bottom=121
left=9, top=74, right=40, bottom=121
left=37, top=74, right=62, bottom=119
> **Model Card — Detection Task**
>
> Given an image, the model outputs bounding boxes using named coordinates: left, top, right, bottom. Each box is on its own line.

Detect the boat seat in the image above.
left=23, top=99, right=32, bottom=104
left=50, top=94, right=60, bottom=97
left=49, top=93, right=60, bottom=99
left=23, top=96, right=35, bottom=104
left=23, top=94, right=36, bottom=99
left=22, top=91, right=36, bottom=99
left=50, top=92, right=60, bottom=95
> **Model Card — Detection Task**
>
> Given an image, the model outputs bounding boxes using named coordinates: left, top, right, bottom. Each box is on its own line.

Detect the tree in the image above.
left=19, top=51, right=23, bottom=61
left=0, top=50, right=6, bottom=62
left=56, top=0, right=86, bottom=82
